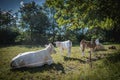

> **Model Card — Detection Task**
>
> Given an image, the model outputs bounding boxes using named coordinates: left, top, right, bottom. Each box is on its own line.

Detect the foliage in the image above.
left=0, top=27, right=19, bottom=44
left=0, top=0, right=120, bottom=45
left=0, top=10, right=14, bottom=26
left=0, top=9, right=20, bottom=44
left=85, top=27, right=105, bottom=41
left=43, top=4, right=79, bottom=43
left=46, top=0, right=119, bottom=30
left=43, top=4, right=59, bottom=42
left=19, top=1, right=50, bottom=45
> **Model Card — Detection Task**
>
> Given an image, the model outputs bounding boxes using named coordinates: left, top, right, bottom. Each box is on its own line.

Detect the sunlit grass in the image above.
left=0, top=44, right=120, bottom=80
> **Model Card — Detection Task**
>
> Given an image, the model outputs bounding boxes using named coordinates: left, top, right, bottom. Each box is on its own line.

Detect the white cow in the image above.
left=54, top=40, right=72, bottom=57
left=10, top=43, right=56, bottom=69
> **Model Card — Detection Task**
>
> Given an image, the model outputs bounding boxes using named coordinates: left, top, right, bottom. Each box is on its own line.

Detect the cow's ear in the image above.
left=49, top=43, right=53, bottom=46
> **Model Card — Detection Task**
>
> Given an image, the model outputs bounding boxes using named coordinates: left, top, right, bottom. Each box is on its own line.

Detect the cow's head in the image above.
left=49, top=43, right=56, bottom=54
left=10, top=56, right=23, bottom=69
left=10, top=60, right=16, bottom=69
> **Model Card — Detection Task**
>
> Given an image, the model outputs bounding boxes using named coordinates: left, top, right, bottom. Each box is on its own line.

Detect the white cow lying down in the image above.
left=10, top=43, right=56, bottom=69
left=54, top=40, right=72, bottom=57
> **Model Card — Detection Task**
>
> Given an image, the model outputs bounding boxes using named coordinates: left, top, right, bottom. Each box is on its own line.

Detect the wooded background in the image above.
left=0, top=0, right=120, bottom=45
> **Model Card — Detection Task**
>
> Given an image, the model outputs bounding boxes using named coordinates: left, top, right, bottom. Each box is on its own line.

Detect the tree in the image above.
left=46, top=0, right=119, bottom=30
left=0, top=10, right=20, bottom=44
left=0, top=10, right=13, bottom=27
left=43, top=4, right=59, bottom=42
left=19, top=1, right=50, bottom=44
left=46, top=0, right=120, bottom=43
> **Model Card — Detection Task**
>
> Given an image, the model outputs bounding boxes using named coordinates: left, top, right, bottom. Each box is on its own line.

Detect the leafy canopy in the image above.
left=46, top=0, right=119, bottom=30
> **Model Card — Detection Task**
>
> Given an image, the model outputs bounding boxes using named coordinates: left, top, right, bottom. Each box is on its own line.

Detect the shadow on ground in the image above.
left=63, top=56, right=86, bottom=63
left=104, top=50, right=120, bottom=63
left=63, top=50, right=118, bottom=63
left=10, top=63, right=65, bottom=74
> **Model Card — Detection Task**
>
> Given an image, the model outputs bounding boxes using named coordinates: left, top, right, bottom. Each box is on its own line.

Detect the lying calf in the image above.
left=10, top=43, right=56, bottom=69
left=108, top=46, right=116, bottom=49
left=95, top=43, right=105, bottom=51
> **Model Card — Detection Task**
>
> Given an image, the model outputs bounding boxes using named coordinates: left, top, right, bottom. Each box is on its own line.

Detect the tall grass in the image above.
left=0, top=44, right=120, bottom=80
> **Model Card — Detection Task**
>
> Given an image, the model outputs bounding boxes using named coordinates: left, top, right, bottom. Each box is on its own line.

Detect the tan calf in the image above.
left=80, top=39, right=97, bottom=56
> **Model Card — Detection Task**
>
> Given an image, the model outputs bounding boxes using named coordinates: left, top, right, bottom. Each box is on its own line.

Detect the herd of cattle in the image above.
left=10, top=39, right=105, bottom=69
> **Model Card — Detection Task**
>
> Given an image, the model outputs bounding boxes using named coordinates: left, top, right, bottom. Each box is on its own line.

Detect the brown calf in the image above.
left=80, top=39, right=97, bottom=56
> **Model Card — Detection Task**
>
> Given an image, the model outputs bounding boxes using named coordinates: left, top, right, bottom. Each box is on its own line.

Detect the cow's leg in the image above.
left=46, top=56, right=54, bottom=65
left=90, top=48, right=92, bottom=53
left=82, top=50, right=85, bottom=57
left=60, top=47, right=63, bottom=56
left=47, top=60, right=53, bottom=65
left=82, top=51, right=84, bottom=56
left=90, top=48, right=96, bottom=57
left=67, top=47, right=71, bottom=57
left=92, top=48, right=97, bottom=57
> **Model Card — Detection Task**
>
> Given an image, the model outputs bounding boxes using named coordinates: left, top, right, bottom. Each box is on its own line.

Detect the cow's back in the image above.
left=16, top=49, right=48, bottom=67
left=62, top=40, right=72, bottom=48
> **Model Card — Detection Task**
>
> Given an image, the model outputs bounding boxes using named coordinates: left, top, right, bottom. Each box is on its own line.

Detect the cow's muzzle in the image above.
left=10, top=60, right=16, bottom=69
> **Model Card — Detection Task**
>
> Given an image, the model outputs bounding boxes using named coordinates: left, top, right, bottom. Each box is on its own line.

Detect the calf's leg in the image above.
left=80, top=44, right=85, bottom=56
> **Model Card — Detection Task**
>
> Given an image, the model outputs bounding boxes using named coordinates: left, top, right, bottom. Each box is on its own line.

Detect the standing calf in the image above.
left=54, top=40, right=72, bottom=57
left=10, top=43, right=56, bottom=69
left=80, top=39, right=98, bottom=56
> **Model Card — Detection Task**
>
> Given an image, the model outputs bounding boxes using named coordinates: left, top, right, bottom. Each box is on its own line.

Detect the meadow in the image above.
left=0, top=44, right=120, bottom=80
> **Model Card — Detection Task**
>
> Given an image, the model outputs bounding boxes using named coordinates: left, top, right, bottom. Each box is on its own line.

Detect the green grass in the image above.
left=0, top=44, right=120, bottom=80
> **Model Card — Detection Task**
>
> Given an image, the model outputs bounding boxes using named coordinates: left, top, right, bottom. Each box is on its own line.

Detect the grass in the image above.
left=0, top=44, right=120, bottom=80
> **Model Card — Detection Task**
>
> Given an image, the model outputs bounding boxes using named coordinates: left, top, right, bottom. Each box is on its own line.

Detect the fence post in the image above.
left=89, top=51, right=92, bottom=68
